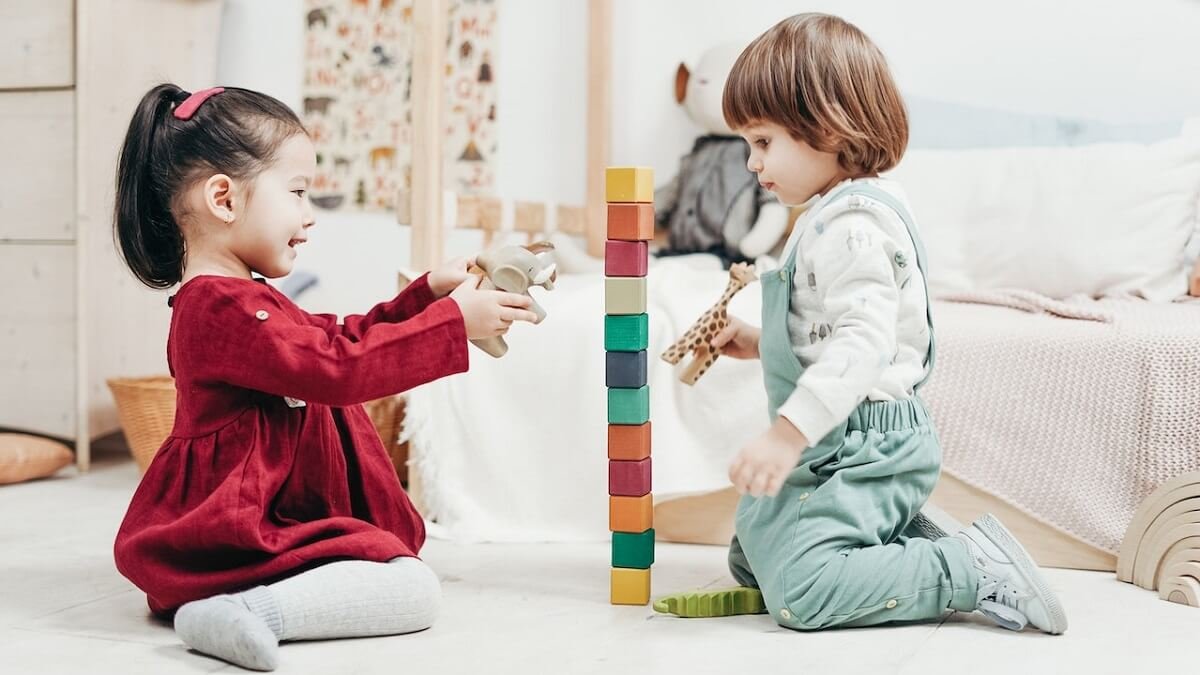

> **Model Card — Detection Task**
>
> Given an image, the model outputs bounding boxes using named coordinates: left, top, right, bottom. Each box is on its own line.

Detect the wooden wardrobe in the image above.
left=0, top=0, right=222, bottom=470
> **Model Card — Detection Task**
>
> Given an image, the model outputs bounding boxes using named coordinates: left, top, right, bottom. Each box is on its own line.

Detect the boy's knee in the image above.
left=727, top=538, right=759, bottom=589
left=765, top=558, right=846, bottom=630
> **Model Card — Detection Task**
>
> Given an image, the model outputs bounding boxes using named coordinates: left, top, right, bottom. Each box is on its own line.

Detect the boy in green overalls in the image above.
left=654, top=14, right=1067, bottom=634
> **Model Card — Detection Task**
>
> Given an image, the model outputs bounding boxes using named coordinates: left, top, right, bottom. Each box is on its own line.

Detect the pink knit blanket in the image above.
left=923, top=294, right=1200, bottom=552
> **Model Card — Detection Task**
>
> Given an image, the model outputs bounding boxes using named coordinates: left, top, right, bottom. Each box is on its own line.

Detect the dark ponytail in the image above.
left=113, top=83, right=307, bottom=289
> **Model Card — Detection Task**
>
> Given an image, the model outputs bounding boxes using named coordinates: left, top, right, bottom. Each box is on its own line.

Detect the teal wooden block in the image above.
left=604, top=314, right=648, bottom=352
left=608, top=386, right=649, bottom=424
left=612, top=528, right=655, bottom=569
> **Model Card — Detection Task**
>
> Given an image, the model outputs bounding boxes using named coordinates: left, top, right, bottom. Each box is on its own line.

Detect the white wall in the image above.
left=214, top=0, right=1200, bottom=313
left=216, top=0, right=305, bottom=111
left=608, top=0, right=1200, bottom=173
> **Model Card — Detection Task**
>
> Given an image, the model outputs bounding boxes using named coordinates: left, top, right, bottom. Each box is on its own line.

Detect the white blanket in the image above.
left=404, top=257, right=768, bottom=541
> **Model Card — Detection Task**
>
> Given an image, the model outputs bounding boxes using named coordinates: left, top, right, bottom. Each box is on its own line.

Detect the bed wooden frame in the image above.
left=393, top=0, right=1200, bottom=609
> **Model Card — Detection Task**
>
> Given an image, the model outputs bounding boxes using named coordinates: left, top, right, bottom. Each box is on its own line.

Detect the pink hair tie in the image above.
left=173, top=87, right=225, bottom=120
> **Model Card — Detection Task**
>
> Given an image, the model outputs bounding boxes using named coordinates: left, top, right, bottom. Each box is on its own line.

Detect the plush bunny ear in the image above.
left=675, top=62, right=690, bottom=104
left=490, top=264, right=529, bottom=294
left=532, top=262, right=556, bottom=286
left=534, top=250, right=558, bottom=284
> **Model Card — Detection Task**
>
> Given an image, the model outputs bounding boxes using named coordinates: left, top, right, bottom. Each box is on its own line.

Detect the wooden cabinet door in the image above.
left=0, top=91, right=75, bottom=242
left=0, top=0, right=74, bottom=89
left=0, top=244, right=76, bottom=438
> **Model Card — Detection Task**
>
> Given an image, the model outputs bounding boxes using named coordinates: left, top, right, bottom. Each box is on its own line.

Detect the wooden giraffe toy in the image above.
left=661, top=262, right=758, bottom=385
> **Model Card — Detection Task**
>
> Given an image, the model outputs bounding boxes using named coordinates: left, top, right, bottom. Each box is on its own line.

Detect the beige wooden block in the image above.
left=605, top=167, right=654, bottom=203
left=0, top=0, right=74, bottom=89
left=0, top=91, right=74, bottom=241
left=0, top=244, right=76, bottom=437
left=605, top=277, right=646, bottom=315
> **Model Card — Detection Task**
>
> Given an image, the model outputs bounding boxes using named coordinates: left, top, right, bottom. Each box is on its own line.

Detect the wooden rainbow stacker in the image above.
left=604, top=167, right=655, bottom=605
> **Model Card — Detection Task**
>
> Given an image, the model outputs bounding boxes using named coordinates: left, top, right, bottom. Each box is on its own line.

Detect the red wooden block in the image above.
left=605, top=240, right=648, bottom=277
left=608, top=422, right=651, bottom=461
left=609, top=457, right=652, bottom=497
left=607, top=203, right=654, bottom=241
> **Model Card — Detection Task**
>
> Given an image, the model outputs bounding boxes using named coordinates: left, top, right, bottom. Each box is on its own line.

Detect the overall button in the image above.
left=885, top=599, right=898, bottom=609
left=779, top=608, right=793, bottom=620
left=255, top=310, right=270, bottom=320
left=778, top=270, right=787, bottom=281
left=798, top=492, right=810, bottom=501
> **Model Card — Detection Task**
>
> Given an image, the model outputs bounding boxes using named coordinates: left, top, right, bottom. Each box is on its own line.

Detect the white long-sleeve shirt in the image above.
left=775, top=177, right=932, bottom=443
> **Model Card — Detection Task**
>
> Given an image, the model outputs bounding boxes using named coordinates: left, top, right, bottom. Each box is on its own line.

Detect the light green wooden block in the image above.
left=605, top=277, right=647, bottom=315
left=608, top=386, right=649, bottom=424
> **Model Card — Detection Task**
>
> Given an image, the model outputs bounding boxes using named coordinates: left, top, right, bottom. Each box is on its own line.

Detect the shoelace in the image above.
left=976, top=572, right=1032, bottom=631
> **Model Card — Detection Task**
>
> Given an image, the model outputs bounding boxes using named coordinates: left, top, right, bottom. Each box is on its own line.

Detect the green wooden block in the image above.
left=608, top=386, right=649, bottom=424
left=605, top=314, right=648, bottom=352
left=612, top=528, right=655, bottom=569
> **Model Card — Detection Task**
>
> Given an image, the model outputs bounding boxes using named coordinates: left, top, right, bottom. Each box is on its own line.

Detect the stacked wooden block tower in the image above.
left=604, top=167, right=655, bottom=605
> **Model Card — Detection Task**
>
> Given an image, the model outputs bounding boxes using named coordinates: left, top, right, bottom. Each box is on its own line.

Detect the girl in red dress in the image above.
left=111, top=84, right=537, bottom=671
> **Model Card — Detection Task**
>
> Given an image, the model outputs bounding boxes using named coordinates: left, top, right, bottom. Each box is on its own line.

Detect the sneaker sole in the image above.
left=976, top=514, right=1069, bottom=634
left=652, top=587, right=766, bottom=618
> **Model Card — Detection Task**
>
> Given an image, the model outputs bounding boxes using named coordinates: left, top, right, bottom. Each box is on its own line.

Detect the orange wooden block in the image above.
left=607, top=203, right=654, bottom=241
left=610, top=494, right=653, bottom=532
left=608, top=422, right=651, bottom=461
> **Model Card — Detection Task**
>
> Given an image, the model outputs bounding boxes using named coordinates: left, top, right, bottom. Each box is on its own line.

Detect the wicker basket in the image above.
left=107, top=376, right=408, bottom=479
left=106, top=376, right=177, bottom=474
left=364, top=394, right=409, bottom=484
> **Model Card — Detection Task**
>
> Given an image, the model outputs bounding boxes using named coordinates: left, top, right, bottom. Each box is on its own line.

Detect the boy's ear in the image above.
left=204, top=174, right=237, bottom=223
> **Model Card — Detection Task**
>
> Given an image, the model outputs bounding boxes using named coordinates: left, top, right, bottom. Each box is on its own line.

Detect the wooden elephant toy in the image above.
left=469, top=241, right=557, bottom=358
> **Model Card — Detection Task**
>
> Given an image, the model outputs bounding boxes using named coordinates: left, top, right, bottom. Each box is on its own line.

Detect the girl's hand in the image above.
left=711, top=316, right=761, bottom=360
left=449, top=275, right=539, bottom=339
left=729, top=417, right=808, bottom=497
left=429, top=256, right=477, bottom=299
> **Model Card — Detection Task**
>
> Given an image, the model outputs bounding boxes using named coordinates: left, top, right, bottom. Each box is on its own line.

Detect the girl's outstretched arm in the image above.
left=304, top=272, right=441, bottom=340
left=180, top=279, right=468, bottom=406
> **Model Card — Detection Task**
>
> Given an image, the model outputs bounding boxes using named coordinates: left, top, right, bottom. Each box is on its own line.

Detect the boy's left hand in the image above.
left=730, top=417, right=808, bottom=498
left=429, top=256, right=477, bottom=298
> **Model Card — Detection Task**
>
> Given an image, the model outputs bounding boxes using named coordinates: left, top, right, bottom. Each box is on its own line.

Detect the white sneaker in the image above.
left=954, top=514, right=1068, bottom=634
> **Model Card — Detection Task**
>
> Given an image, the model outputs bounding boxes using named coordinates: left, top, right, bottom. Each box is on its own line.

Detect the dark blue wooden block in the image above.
left=606, top=350, right=647, bottom=388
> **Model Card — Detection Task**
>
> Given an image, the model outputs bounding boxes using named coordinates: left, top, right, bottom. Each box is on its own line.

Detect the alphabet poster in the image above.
left=303, top=0, right=497, bottom=212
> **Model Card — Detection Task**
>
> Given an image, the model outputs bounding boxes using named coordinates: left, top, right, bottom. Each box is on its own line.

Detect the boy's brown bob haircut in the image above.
left=723, top=13, right=908, bottom=176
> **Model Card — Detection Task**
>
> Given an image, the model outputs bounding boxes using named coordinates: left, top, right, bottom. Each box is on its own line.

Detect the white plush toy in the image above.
left=655, top=43, right=792, bottom=266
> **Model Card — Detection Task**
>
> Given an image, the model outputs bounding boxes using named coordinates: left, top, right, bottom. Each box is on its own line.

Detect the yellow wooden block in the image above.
left=611, top=567, right=651, bottom=605
left=605, top=167, right=654, bottom=203
left=605, top=277, right=647, bottom=315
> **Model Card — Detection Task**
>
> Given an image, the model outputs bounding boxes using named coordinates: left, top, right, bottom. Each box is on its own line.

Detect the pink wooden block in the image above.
left=605, top=240, right=648, bottom=277
left=609, top=458, right=652, bottom=497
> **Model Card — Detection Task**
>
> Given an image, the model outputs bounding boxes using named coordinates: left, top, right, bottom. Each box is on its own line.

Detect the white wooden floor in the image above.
left=2, top=444, right=1198, bottom=675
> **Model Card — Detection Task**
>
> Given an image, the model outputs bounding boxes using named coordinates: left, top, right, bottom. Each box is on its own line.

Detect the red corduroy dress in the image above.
left=113, top=273, right=467, bottom=616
